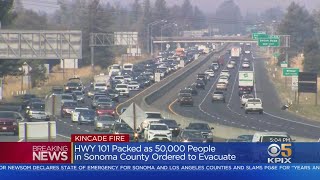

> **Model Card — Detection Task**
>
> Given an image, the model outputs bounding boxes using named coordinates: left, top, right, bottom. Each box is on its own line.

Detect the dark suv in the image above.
left=179, top=93, right=193, bottom=106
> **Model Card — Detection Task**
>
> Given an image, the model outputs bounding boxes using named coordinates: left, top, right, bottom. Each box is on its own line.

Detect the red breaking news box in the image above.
left=71, top=134, right=130, bottom=142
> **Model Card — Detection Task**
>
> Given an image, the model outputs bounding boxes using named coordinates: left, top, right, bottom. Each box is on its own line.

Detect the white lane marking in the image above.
left=18, top=139, right=24, bottom=142
left=63, top=121, right=67, bottom=124
left=85, top=130, right=90, bottom=133
left=252, top=54, right=257, bottom=98
left=59, top=119, right=62, bottom=121
left=57, top=134, right=71, bottom=139
left=70, top=125, right=73, bottom=127
left=77, top=127, right=81, bottom=130
left=227, top=58, right=241, bottom=105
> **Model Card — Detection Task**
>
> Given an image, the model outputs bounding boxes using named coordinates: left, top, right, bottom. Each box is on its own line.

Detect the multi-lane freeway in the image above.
left=1, top=44, right=320, bottom=142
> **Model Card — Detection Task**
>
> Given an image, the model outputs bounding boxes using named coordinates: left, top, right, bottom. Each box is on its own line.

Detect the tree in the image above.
left=0, top=0, right=16, bottom=27
left=10, top=10, right=48, bottom=30
left=180, top=0, right=193, bottom=30
left=214, top=0, right=244, bottom=35
left=260, top=7, right=284, bottom=23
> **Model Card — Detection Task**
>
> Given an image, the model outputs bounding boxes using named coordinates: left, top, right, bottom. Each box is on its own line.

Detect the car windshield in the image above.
left=111, top=65, right=120, bottom=69
left=159, top=120, right=177, bottom=126
left=97, top=105, right=113, bottom=109
left=74, top=91, right=83, bottom=95
left=63, top=102, right=77, bottom=107
left=0, top=112, right=18, bottom=119
left=180, top=89, right=191, bottom=93
left=31, top=103, right=45, bottom=111
left=124, top=65, right=133, bottom=68
left=248, top=99, right=261, bottom=103
left=97, top=98, right=111, bottom=102
left=150, top=124, right=168, bottom=130
left=81, top=110, right=95, bottom=116
left=98, top=116, right=114, bottom=121
left=115, top=76, right=124, bottom=80
left=181, top=93, right=192, bottom=97
left=95, top=83, right=106, bottom=86
left=214, top=92, right=224, bottom=95
left=116, top=85, right=127, bottom=88
left=94, top=96, right=106, bottom=100
left=188, top=123, right=210, bottom=130
left=182, top=131, right=203, bottom=138
left=75, top=109, right=88, bottom=113
left=67, top=82, right=80, bottom=86
left=62, top=95, right=74, bottom=100
left=243, top=95, right=254, bottom=99
left=146, top=113, right=162, bottom=119
left=115, top=124, right=133, bottom=132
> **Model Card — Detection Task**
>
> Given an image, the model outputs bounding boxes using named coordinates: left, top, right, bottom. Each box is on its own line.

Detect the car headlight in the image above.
left=183, top=140, right=189, bottom=142
left=65, top=87, right=69, bottom=90
left=208, top=133, right=213, bottom=136
left=134, top=133, right=139, bottom=137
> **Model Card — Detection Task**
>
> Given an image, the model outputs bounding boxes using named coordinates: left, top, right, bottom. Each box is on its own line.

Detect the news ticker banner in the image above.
left=0, top=134, right=319, bottom=164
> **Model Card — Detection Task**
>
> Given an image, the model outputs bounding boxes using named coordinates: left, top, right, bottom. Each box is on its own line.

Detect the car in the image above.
left=185, top=84, right=198, bottom=95
left=242, top=62, right=250, bottom=68
left=197, top=73, right=209, bottom=83
left=205, top=70, right=215, bottom=77
left=64, top=81, right=83, bottom=93
left=61, top=94, right=76, bottom=104
left=96, top=97, right=114, bottom=107
left=230, top=60, right=237, bottom=65
left=115, top=84, right=130, bottom=97
left=96, top=103, right=116, bottom=117
left=178, top=89, right=192, bottom=100
left=244, top=98, right=263, bottom=114
left=94, top=115, right=115, bottom=131
left=195, top=79, right=205, bottom=89
left=177, top=129, right=207, bottom=143
left=60, top=101, right=77, bottom=118
left=227, top=63, right=235, bottom=69
left=72, top=91, right=85, bottom=103
left=220, top=70, right=230, bottom=79
left=25, top=102, right=50, bottom=121
left=186, top=123, right=214, bottom=142
left=139, top=112, right=164, bottom=131
left=22, top=97, right=42, bottom=110
left=0, top=111, right=24, bottom=135
left=159, top=119, right=181, bottom=137
left=241, top=94, right=255, bottom=107
left=212, top=91, right=226, bottom=102
left=179, top=93, right=193, bottom=106
left=110, top=123, right=135, bottom=141
left=92, top=95, right=108, bottom=108
left=51, top=87, right=64, bottom=95
left=211, top=63, right=219, bottom=71
left=144, top=123, right=172, bottom=142
left=71, top=107, right=90, bottom=122
left=113, top=76, right=125, bottom=83
left=93, top=82, right=107, bottom=91
left=128, top=81, right=140, bottom=91
left=123, top=75, right=133, bottom=83
left=78, top=109, right=96, bottom=125
left=218, top=76, right=229, bottom=85
left=243, top=58, right=250, bottom=62
left=105, top=89, right=119, bottom=102
left=216, top=82, right=227, bottom=91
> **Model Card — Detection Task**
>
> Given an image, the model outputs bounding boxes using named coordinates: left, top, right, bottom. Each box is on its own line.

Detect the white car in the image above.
left=140, top=112, right=164, bottom=130
left=128, top=81, right=140, bottom=91
left=205, top=70, right=215, bottom=77
left=220, top=70, right=230, bottom=78
left=94, top=82, right=107, bottom=91
left=113, top=76, right=125, bottom=84
left=227, top=63, right=235, bottom=69
left=216, top=82, right=227, bottom=90
left=241, top=94, right=255, bottom=107
left=242, top=62, right=250, bottom=68
left=123, top=63, right=133, bottom=71
left=144, top=123, right=172, bottom=142
left=123, top=75, right=132, bottom=83
left=244, top=98, right=263, bottom=114
left=71, top=107, right=89, bottom=122
left=115, top=84, right=130, bottom=97
left=218, top=76, right=229, bottom=85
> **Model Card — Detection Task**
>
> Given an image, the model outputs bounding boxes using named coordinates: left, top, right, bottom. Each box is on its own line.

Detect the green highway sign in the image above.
left=258, top=38, right=280, bottom=47
left=282, top=68, right=299, bottom=77
left=252, top=32, right=268, bottom=40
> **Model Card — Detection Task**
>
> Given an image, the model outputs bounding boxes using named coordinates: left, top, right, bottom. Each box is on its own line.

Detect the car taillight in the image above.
left=97, top=110, right=102, bottom=114
left=112, top=111, right=115, bottom=114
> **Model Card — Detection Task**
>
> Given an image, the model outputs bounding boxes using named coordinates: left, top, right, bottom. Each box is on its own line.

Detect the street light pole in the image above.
left=147, top=20, right=166, bottom=56
left=160, top=23, right=178, bottom=51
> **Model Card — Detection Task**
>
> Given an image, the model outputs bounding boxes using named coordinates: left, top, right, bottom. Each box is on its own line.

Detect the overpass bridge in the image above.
left=152, top=36, right=257, bottom=44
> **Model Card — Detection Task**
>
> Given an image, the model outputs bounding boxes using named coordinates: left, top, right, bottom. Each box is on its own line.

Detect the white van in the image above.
left=252, top=132, right=292, bottom=142
left=123, top=63, right=133, bottom=71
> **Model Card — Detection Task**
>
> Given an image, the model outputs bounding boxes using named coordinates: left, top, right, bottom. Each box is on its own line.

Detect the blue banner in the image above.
left=72, top=143, right=319, bottom=164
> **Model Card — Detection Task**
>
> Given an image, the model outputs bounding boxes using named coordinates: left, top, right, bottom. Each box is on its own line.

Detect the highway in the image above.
left=162, top=47, right=320, bottom=139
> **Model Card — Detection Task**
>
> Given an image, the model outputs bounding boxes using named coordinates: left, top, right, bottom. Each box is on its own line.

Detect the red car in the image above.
left=96, top=104, right=116, bottom=117
left=0, top=118, right=18, bottom=135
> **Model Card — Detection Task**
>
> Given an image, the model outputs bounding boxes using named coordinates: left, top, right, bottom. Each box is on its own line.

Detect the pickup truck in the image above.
left=244, top=98, right=263, bottom=114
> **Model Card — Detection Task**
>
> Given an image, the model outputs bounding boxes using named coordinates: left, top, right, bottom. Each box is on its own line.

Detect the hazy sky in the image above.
left=22, top=0, right=320, bottom=15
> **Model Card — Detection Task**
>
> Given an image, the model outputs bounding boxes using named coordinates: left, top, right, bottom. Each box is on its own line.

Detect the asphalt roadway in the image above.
left=165, top=48, right=320, bottom=139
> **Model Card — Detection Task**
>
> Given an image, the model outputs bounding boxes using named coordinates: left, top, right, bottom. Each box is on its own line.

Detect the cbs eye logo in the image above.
left=267, top=144, right=292, bottom=163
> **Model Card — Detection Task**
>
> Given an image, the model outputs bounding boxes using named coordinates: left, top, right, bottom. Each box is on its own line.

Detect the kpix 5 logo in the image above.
left=267, top=144, right=292, bottom=163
